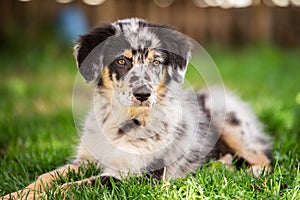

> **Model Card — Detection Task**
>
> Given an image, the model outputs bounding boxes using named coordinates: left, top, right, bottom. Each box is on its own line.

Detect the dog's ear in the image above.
left=165, top=48, right=191, bottom=84
left=155, top=28, right=191, bottom=84
left=74, top=24, right=116, bottom=82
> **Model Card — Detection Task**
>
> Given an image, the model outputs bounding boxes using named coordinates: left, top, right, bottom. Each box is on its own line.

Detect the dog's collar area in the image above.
left=118, top=118, right=141, bottom=134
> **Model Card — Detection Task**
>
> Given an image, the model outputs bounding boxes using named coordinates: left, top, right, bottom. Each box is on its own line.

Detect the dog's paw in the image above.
left=216, top=153, right=235, bottom=171
left=249, top=165, right=272, bottom=177
left=2, top=191, right=22, bottom=200
left=2, top=191, right=31, bottom=200
left=2, top=189, right=47, bottom=200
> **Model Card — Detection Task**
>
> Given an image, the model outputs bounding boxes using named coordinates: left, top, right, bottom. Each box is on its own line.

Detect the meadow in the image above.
left=0, top=34, right=299, bottom=199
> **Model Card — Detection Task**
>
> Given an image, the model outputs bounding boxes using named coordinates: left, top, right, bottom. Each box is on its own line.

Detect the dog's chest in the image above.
left=78, top=107, right=179, bottom=173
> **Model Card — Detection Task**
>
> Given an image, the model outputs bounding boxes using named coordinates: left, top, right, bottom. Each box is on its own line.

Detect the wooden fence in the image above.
left=1, top=0, right=300, bottom=46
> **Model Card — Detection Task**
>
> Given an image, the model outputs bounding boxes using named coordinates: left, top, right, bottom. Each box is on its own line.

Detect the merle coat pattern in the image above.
left=3, top=18, right=272, bottom=199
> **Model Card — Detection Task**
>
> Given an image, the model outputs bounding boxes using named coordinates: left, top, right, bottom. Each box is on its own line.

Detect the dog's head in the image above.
left=74, top=18, right=191, bottom=109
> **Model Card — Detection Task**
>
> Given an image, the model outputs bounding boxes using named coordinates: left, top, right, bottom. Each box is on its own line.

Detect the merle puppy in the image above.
left=3, top=18, right=271, bottom=199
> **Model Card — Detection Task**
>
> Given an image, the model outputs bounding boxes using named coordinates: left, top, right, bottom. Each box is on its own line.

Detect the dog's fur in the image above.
left=3, top=18, right=272, bottom=199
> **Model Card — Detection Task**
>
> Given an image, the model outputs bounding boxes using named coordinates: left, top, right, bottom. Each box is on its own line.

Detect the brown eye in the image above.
left=117, top=59, right=126, bottom=65
left=153, top=60, right=161, bottom=66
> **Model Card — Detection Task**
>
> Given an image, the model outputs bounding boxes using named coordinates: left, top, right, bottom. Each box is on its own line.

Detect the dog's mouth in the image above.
left=132, top=98, right=151, bottom=107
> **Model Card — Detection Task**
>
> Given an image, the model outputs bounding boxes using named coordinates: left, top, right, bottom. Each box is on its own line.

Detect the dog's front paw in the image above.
left=2, top=190, right=44, bottom=200
left=2, top=191, right=23, bottom=200
left=2, top=191, right=22, bottom=200
left=249, top=165, right=272, bottom=177
left=1, top=192, right=18, bottom=200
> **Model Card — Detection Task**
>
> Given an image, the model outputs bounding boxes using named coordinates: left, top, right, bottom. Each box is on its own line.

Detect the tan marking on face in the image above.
left=147, top=49, right=155, bottom=63
left=128, top=107, right=150, bottom=126
left=124, top=49, right=133, bottom=59
left=157, top=68, right=167, bottom=96
left=101, top=67, right=114, bottom=89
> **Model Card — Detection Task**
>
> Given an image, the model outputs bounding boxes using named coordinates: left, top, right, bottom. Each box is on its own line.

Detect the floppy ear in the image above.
left=165, top=49, right=191, bottom=84
left=155, top=28, right=191, bottom=84
left=74, top=24, right=116, bottom=82
left=166, top=33, right=191, bottom=84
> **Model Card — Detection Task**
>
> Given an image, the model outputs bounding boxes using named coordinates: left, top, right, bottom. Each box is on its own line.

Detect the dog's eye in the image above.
left=153, top=60, right=161, bottom=66
left=117, top=59, right=126, bottom=65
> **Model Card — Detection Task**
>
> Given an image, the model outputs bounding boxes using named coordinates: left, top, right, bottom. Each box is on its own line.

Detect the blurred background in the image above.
left=1, top=0, right=300, bottom=46
left=0, top=1, right=300, bottom=194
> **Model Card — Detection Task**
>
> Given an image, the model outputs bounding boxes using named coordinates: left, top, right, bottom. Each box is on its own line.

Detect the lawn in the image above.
left=0, top=36, right=299, bottom=199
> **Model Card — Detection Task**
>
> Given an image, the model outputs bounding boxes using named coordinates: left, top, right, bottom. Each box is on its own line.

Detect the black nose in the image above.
left=133, top=86, right=151, bottom=102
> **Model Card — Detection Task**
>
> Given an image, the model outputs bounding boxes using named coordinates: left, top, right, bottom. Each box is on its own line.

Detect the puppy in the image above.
left=2, top=18, right=271, bottom=199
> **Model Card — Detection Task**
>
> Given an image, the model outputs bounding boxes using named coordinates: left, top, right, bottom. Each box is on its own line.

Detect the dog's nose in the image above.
left=133, top=86, right=151, bottom=102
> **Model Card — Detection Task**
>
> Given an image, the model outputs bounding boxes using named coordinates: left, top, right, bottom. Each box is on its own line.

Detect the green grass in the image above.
left=0, top=39, right=299, bottom=199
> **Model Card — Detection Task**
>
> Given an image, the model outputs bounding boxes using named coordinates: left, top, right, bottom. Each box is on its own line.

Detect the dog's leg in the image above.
left=58, top=175, right=118, bottom=190
left=52, top=175, right=119, bottom=199
left=220, top=124, right=271, bottom=176
left=198, top=89, right=272, bottom=176
left=2, top=164, right=80, bottom=200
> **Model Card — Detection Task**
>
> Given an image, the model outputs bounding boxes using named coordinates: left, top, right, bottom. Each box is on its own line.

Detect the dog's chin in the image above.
left=127, top=106, right=151, bottom=126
